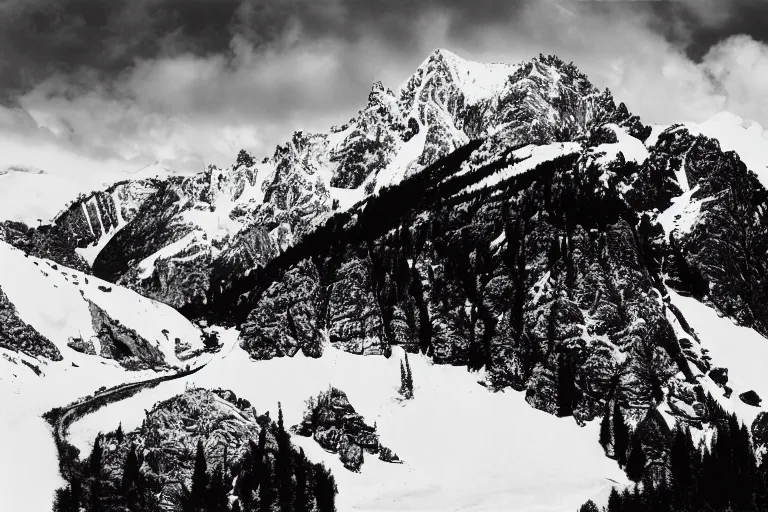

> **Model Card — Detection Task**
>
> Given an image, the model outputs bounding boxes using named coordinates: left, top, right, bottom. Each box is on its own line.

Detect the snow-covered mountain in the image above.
left=0, top=240, right=205, bottom=373
left=47, top=50, right=646, bottom=312
left=4, top=49, right=768, bottom=512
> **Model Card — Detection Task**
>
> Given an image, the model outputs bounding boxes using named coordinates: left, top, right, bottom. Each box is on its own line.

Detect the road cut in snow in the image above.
left=0, top=344, right=165, bottom=512
left=668, top=290, right=768, bottom=426
left=69, top=338, right=626, bottom=512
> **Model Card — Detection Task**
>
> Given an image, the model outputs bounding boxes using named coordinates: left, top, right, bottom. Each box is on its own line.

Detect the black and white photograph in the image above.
left=2, top=1, right=768, bottom=511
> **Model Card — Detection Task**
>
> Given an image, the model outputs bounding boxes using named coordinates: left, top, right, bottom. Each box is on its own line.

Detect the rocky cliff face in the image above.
left=28, top=48, right=768, bottom=434
left=84, top=299, right=167, bottom=369
left=0, top=286, right=61, bottom=361
left=239, top=259, right=324, bottom=359
left=233, top=121, right=722, bottom=427
left=64, top=51, right=646, bottom=314
left=53, top=178, right=166, bottom=254
left=648, top=127, right=768, bottom=337
left=292, top=387, right=400, bottom=472
left=73, top=388, right=338, bottom=512
left=0, top=220, right=89, bottom=272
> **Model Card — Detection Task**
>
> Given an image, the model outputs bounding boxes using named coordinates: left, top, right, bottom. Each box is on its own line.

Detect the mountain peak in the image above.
left=402, top=48, right=520, bottom=106
left=367, top=80, right=395, bottom=106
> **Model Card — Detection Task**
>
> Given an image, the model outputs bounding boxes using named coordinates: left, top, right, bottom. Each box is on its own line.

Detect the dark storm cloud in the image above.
left=0, top=0, right=766, bottom=176
left=0, top=0, right=532, bottom=95
left=1, top=0, right=760, bottom=95
left=0, top=0, right=241, bottom=93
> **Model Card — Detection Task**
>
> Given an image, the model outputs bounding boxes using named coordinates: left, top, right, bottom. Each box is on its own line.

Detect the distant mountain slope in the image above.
left=54, top=50, right=646, bottom=312
left=0, top=240, right=204, bottom=373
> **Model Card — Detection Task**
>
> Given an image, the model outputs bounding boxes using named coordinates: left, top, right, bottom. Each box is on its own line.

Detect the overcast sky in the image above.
left=0, top=0, right=767, bottom=176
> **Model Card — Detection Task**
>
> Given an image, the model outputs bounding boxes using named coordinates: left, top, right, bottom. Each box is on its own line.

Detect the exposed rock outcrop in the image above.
left=86, top=299, right=165, bottom=368
left=0, top=286, right=62, bottom=360
left=240, top=259, right=323, bottom=359
left=293, top=387, right=400, bottom=472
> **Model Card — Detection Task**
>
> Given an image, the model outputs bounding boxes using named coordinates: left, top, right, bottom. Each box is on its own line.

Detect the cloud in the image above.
left=700, top=34, right=768, bottom=127
left=1, top=0, right=767, bottom=179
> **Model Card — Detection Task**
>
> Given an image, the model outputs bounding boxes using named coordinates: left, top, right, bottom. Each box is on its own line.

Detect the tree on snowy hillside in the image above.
left=625, top=434, right=646, bottom=483
left=190, top=439, right=209, bottom=507
left=400, top=352, right=414, bottom=399
left=586, top=395, right=768, bottom=511
left=612, top=402, right=629, bottom=467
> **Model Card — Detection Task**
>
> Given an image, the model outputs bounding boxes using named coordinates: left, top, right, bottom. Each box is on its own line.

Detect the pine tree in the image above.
left=599, top=407, right=611, bottom=453
left=670, top=426, right=694, bottom=509
left=314, top=464, right=337, bottom=512
left=295, top=448, right=310, bottom=512
left=258, top=456, right=275, bottom=512
left=89, top=433, right=104, bottom=511
left=399, top=353, right=414, bottom=399
left=556, top=352, right=576, bottom=417
left=191, top=439, right=209, bottom=508
left=606, top=487, right=622, bottom=512
left=578, top=500, right=599, bottom=512
left=116, top=422, right=125, bottom=443
left=405, top=352, right=414, bottom=394
left=89, top=433, right=103, bottom=477
left=206, top=464, right=229, bottom=512
left=53, top=484, right=78, bottom=512
left=626, top=433, right=646, bottom=483
left=612, top=402, right=629, bottom=467
left=276, top=402, right=295, bottom=511
left=121, top=444, right=140, bottom=496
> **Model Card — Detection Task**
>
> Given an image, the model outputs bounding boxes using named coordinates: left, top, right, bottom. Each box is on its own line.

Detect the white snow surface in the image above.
left=0, top=241, right=208, bottom=512
left=686, top=112, right=768, bottom=188
left=374, top=127, right=427, bottom=194
left=462, top=142, right=582, bottom=195
left=656, top=185, right=712, bottom=241
left=0, top=241, right=203, bottom=367
left=0, top=162, right=176, bottom=226
left=405, top=49, right=519, bottom=105
left=644, top=124, right=671, bottom=148
left=592, top=125, right=649, bottom=166
left=68, top=338, right=626, bottom=512
left=0, top=342, right=166, bottom=512
left=669, top=290, right=768, bottom=426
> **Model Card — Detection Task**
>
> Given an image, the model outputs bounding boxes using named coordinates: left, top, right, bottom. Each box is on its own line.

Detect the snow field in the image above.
left=69, top=336, right=627, bottom=512
left=0, top=241, right=204, bottom=367
left=668, top=290, right=768, bottom=427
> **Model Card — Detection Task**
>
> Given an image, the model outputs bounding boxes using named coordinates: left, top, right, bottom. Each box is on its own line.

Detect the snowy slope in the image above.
left=0, top=239, right=206, bottom=512
left=0, top=163, right=177, bottom=226
left=0, top=241, right=203, bottom=367
left=69, top=341, right=627, bottom=512
left=591, top=124, right=649, bottom=166
left=0, top=170, right=90, bottom=226
left=669, top=290, right=768, bottom=426
left=463, top=142, right=582, bottom=195
left=686, top=112, right=768, bottom=188
left=0, top=326, right=170, bottom=512
left=656, top=186, right=712, bottom=241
